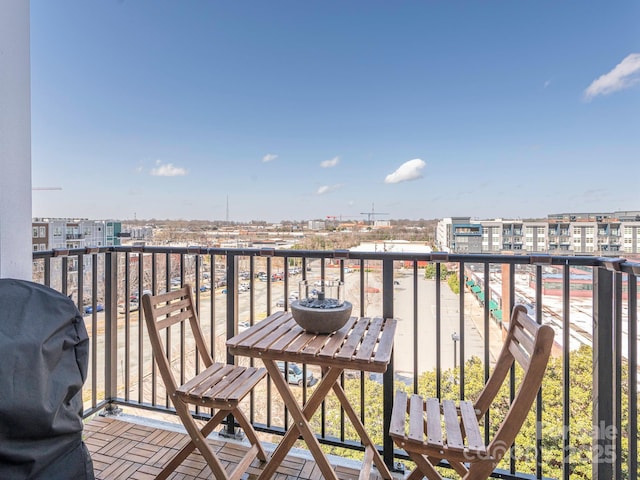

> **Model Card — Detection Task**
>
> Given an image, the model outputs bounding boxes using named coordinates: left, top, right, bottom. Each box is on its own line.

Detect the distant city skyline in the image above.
left=30, top=1, right=640, bottom=222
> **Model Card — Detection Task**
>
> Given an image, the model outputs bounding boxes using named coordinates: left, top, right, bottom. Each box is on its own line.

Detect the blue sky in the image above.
left=30, top=1, right=640, bottom=223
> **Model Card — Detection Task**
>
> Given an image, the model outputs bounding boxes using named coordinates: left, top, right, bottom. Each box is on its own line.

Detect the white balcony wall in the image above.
left=0, top=0, right=32, bottom=280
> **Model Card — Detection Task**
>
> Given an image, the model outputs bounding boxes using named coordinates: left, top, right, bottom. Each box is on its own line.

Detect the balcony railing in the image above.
left=31, top=246, right=639, bottom=480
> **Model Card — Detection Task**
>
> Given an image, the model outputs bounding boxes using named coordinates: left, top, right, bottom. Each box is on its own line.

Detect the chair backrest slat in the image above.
left=154, top=297, right=192, bottom=321
left=508, top=341, right=531, bottom=371
left=512, top=322, right=535, bottom=357
left=155, top=308, right=193, bottom=331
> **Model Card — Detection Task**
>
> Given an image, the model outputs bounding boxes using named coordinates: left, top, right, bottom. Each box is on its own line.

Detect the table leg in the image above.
left=330, top=371, right=394, bottom=479
left=258, top=360, right=343, bottom=480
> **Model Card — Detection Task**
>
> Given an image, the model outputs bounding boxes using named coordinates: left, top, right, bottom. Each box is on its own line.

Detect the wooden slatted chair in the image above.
left=390, top=304, right=555, bottom=480
left=141, top=285, right=267, bottom=480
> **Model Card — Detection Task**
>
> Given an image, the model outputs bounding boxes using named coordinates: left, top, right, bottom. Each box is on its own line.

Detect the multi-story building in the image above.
left=307, top=220, right=326, bottom=231
left=438, top=211, right=640, bottom=256
left=436, top=217, right=482, bottom=253
left=32, top=218, right=122, bottom=251
left=31, top=220, right=49, bottom=252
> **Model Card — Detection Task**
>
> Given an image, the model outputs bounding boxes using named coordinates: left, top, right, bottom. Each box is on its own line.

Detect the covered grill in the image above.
left=0, top=279, right=94, bottom=479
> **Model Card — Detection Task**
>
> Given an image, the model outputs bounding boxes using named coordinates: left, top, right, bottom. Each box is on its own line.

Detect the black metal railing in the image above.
left=31, top=246, right=639, bottom=480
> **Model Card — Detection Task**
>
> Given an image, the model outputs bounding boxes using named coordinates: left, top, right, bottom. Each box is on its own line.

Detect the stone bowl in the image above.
left=290, top=300, right=353, bottom=334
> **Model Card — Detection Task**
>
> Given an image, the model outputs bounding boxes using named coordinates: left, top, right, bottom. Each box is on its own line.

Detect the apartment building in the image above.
left=437, top=211, right=640, bottom=256
left=32, top=218, right=122, bottom=251
left=436, top=217, right=483, bottom=253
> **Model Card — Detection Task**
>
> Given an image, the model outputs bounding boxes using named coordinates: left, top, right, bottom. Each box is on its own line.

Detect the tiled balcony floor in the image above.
left=84, top=416, right=392, bottom=480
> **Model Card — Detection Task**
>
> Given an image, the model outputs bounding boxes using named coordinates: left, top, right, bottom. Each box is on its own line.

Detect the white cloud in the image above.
left=150, top=160, right=187, bottom=177
left=317, top=184, right=342, bottom=195
left=584, top=53, right=640, bottom=100
left=262, top=153, right=278, bottom=163
left=384, top=158, right=426, bottom=184
left=320, top=156, right=340, bottom=168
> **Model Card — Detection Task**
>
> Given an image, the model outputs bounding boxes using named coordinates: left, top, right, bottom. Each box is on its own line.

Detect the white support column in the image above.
left=0, top=0, right=32, bottom=280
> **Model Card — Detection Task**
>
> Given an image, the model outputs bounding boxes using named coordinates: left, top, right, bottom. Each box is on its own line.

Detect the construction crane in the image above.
left=360, top=203, right=389, bottom=224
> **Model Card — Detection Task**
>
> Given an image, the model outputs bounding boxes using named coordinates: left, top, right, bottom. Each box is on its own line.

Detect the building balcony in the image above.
left=30, top=247, right=639, bottom=480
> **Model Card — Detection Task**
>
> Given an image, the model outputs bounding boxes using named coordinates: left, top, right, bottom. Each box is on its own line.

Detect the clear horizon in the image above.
left=30, top=1, right=640, bottom=223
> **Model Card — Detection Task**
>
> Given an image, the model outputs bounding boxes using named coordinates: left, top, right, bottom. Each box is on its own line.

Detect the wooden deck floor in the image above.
left=84, top=416, right=391, bottom=480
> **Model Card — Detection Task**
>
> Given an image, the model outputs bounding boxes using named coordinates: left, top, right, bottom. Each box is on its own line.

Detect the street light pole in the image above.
left=451, top=332, right=460, bottom=369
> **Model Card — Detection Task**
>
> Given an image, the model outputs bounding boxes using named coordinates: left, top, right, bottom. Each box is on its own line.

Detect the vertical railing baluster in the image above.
left=435, top=261, right=442, bottom=398
left=61, top=256, right=68, bottom=296
left=485, top=263, right=492, bottom=447
left=458, top=261, right=465, bottom=400
left=382, top=257, right=395, bottom=472
left=77, top=253, right=84, bottom=314
left=124, top=252, right=130, bottom=402
left=140, top=251, right=146, bottom=405
left=535, top=264, right=543, bottom=478
left=414, top=261, right=420, bottom=395
left=593, top=266, right=615, bottom=480
left=92, top=253, right=99, bottom=402
left=628, top=271, right=638, bottom=480
left=563, top=263, right=571, bottom=480
left=104, top=251, right=118, bottom=409
left=614, top=272, right=623, bottom=480
left=225, top=252, right=237, bottom=436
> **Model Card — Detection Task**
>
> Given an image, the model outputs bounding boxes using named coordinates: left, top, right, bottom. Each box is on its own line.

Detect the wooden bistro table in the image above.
left=227, top=311, right=397, bottom=480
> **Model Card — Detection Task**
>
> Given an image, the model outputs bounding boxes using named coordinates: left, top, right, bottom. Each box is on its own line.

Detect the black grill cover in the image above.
left=0, top=279, right=94, bottom=479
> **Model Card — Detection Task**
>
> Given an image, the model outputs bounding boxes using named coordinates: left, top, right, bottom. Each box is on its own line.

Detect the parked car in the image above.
left=118, top=301, right=139, bottom=314
left=84, top=304, right=104, bottom=314
left=130, top=289, right=152, bottom=302
left=275, top=297, right=285, bottom=307
left=238, top=321, right=251, bottom=332
left=276, top=361, right=316, bottom=387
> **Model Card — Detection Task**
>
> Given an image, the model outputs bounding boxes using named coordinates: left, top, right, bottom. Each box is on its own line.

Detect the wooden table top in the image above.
left=227, top=311, right=397, bottom=373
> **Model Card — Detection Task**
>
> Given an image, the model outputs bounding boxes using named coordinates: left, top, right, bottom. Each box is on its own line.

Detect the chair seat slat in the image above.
left=425, top=397, right=442, bottom=447
left=408, top=394, right=425, bottom=443
left=390, top=390, right=407, bottom=437
left=459, top=401, right=485, bottom=454
left=442, top=400, right=464, bottom=451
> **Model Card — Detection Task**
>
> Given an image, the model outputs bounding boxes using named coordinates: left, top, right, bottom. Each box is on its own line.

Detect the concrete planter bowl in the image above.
left=290, top=300, right=353, bottom=334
